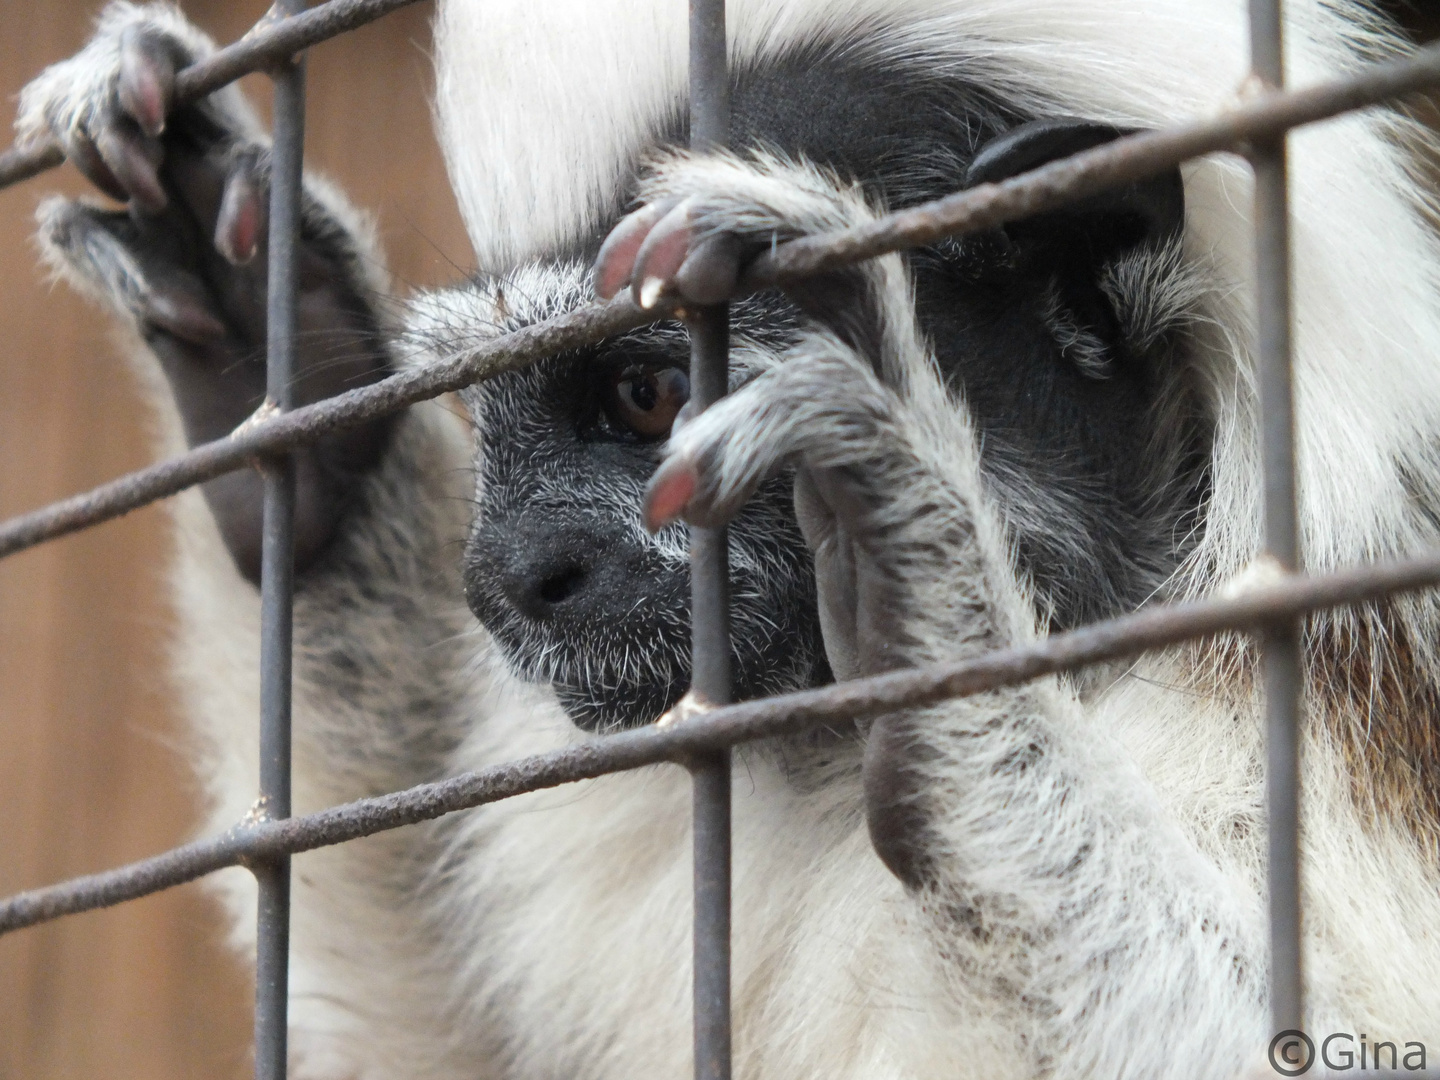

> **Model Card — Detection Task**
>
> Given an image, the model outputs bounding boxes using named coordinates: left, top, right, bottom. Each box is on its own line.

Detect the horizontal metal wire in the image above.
left=4, top=548, right=1440, bottom=937
left=0, top=0, right=425, bottom=191
left=5, top=36, right=1440, bottom=561
left=4, top=0, right=1434, bottom=200
left=746, top=36, right=1440, bottom=285
left=0, top=297, right=651, bottom=559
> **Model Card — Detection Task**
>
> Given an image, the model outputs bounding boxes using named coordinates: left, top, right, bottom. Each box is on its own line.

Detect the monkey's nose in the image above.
left=465, top=513, right=626, bottom=626
left=517, top=556, right=591, bottom=616
left=495, top=542, right=595, bottom=620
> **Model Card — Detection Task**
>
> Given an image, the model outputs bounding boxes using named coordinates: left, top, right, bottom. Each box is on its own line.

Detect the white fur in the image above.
left=19, top=0, right=1440, bottom=1077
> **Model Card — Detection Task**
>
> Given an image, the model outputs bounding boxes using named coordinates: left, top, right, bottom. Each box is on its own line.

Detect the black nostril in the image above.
left=536, top=564, right=587, bottom=605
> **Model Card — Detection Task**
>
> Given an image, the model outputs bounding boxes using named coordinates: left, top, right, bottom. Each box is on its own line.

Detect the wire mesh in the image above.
left=1, top=548, right=1438, bottom=938
left=3, top=0, right=1440, bottom=1073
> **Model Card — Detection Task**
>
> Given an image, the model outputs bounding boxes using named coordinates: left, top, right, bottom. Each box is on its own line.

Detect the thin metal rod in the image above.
left=0, top=298, right=650, bottom=560
left=1249, top=0, right=1304, bottom=1037
left=687, top=2, right=732, bottom=1079
left=688, top=318, right=732, bottom=1080
left=0, top=0, right=425, bottom=191
left=11, top=40, right=1440, bottom=561
left=255, top=22, right=308, bottom=1080
left=4, top=550, right=1440, bottom=939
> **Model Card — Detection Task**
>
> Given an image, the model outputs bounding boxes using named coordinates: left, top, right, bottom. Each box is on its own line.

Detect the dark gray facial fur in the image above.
left=461, top=315, right=831, bottom=732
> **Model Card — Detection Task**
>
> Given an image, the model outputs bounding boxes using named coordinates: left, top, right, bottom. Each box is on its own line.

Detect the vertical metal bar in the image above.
left=687, top=2, right=732, bottom=1080
left=1248, top=0, right=1305, bottom=1037
left=255, top=5, right=308, bottom=1078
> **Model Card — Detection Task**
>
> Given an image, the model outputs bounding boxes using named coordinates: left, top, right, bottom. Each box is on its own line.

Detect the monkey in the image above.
left=15, top=0, right=1440, bottom=1077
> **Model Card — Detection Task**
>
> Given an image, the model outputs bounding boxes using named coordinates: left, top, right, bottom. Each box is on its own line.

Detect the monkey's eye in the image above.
left=606, top=365, right=690, bottom=439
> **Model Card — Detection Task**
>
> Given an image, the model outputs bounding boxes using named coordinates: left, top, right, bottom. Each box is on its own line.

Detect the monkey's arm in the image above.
left=19, top=2, right=397, bottom=582
left=20, top=15, right=489, bottom=1061
left=20, top=4, right=484, bottom=795
left=599, top=151, right=1270, bottom=1079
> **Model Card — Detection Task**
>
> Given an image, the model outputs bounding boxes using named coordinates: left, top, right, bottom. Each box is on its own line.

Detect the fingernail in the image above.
left=146, top=288, right=227, bottom=343
left=216, top=167, right=264, bottom=264
left=643, top=457, right=698, bottom=533
left=94, top=125, right=166, bottom=212
left=119, top=30, right=174, bottom=137
left=638, top=276, right=666, bottom=310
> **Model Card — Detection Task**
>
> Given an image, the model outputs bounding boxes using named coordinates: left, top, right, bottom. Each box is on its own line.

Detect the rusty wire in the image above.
left=685, top=0, right=735, bottom=1074
left=6, top=36, right=1440, bottom=561
left=4, top=549, right=1440, bottom=937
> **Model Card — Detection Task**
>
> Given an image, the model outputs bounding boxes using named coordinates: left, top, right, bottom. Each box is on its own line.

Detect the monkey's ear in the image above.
left=966, top=119, right=1184, bottom=262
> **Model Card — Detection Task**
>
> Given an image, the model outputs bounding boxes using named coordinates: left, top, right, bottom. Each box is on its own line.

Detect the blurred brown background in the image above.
left=4, top=2, right=1440, bottom=1078
left=0, top=1, right=466, bottom=1076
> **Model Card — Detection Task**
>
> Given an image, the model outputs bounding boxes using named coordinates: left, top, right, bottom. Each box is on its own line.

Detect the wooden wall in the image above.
left=0, top=2, right=465, bottom=1076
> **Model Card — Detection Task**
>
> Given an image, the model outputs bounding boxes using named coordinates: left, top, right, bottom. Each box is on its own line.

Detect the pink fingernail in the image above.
left=643, top=458, right=698, bottom=533
left=638, top=276, right=666, bottom=310
left=217, top=172, right=263, bottom=264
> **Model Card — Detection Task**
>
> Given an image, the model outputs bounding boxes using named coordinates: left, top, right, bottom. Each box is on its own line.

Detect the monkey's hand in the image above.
left=594, top=151, right=1005, bottom=682
left=595, top=150, right=1023, bottom=870
left=594, top=149, right=911, bottom=359
left=637, top=333, right=1015, bottom=889
left=594, top=156, right=1267, bottom=1078
left=18, top=2, right=395, bottom=581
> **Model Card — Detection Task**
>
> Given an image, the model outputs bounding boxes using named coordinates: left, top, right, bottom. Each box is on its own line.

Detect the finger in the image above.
left=94, top=118, right=166, bottom=213
left=673, top=230, right=744, bottom=306
left=215, top=152, right=267, bottom=265
left=630, top=197, right=697, bottom=310
left=142, top=273, right=228, bottom=343
left=117, top=27, right=176, bottom=138
left=796, top=467, right=861, bottom=681
left=162, top=144, right=270, bottom=343
left=593, top=199, right=675, bottom=300
left=64, top=128, right=130, bottom=202
left=39, top=199, right=228, bottom=344
left=642, top=454, right=698, bottom=533
left=649, top=362, right=816, bottom=531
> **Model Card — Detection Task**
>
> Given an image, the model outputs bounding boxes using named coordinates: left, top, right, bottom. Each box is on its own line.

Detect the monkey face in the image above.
left=454, top=64, right=1213, bottom=731
left=460, top=303, right=830, bottom=732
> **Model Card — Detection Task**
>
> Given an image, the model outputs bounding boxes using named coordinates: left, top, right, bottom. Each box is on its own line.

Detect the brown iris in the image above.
left=607, top=365, right=690, bottom=438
